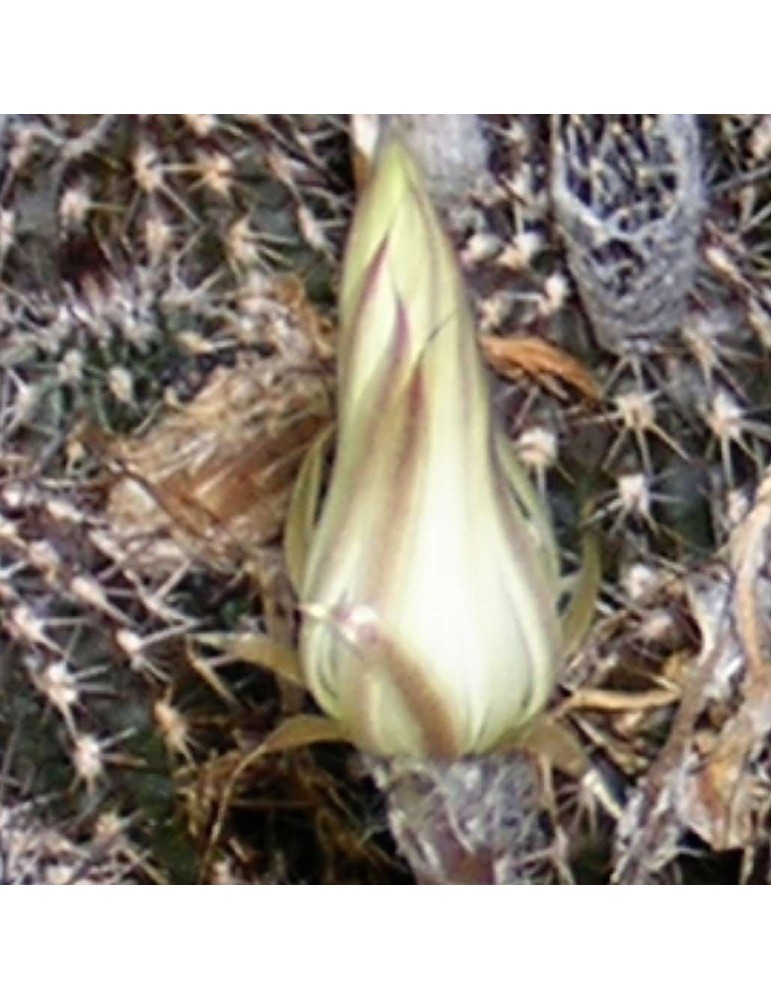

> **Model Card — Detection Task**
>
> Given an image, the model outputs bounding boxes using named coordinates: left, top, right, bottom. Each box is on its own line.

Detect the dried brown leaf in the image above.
left=105, top=280, right=333, bottom=577
left=685, top=724, right=756, bottom=851
left=480, top=335, right=601, bottom=404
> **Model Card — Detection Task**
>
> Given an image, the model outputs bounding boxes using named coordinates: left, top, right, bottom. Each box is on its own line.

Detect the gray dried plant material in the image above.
left=352, top=115, right=492, bottom=223
left=366, top=752, right=546, bottom=884
left=0, top=802, right=139, bottom=884
left=552, top=115, right=703, bottom=353
left=613, top=473, right=771, bottom=882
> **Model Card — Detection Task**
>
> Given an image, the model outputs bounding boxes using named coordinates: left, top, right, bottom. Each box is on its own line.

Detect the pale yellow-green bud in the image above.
left=298, top=136, right=561, bottom=758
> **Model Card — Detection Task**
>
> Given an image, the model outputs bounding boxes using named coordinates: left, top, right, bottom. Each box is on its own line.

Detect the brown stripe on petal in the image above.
left=362, top=359, right=429, bottom=607
left=331, top=291, right=428, bottom=587
left=344, top=236, right=389, bottom=330
left=393, top=296, right=412, bottom=366
left=331, top=605, right=461, bottom=758
left=406, top=355, right=426, bottom=421
left=339, top=235, right=390, bottom=389
left=304, top=274, right=416, bottom=595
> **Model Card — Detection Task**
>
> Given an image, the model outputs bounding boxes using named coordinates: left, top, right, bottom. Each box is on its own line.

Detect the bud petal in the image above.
left=298, top=137, right=561, bottom=758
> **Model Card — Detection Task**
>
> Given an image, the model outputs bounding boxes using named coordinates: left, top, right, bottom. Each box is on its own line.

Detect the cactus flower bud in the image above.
left=298, top=136, right=562, bottom=758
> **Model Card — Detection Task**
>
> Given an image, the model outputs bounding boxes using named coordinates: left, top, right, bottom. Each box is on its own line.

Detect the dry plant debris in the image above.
left=106, top=275, right=333, bottom=577
left=613, top=471, right=771, bottom=881
left=1, top=115, right=771, bottom=882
